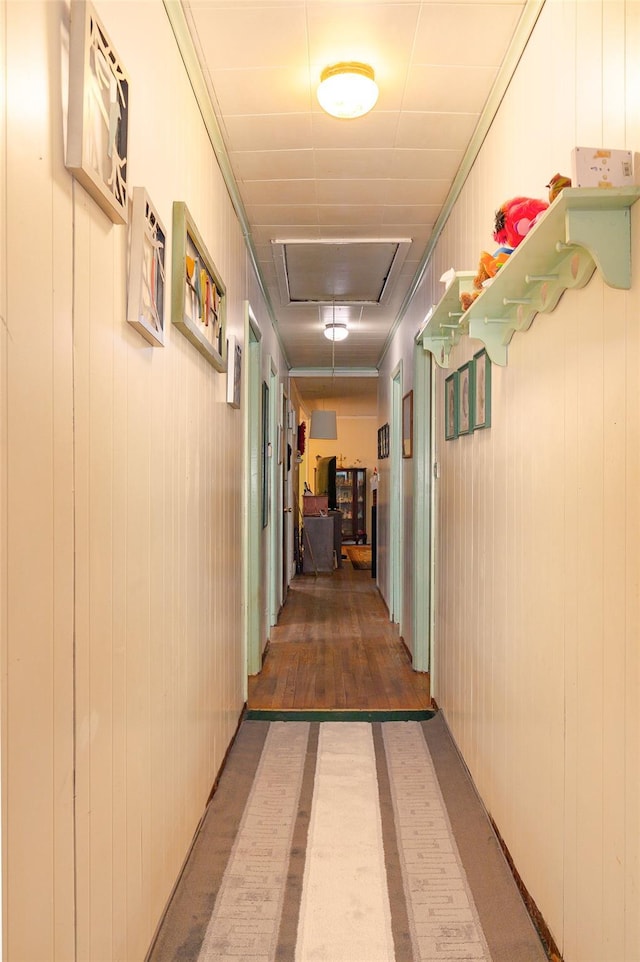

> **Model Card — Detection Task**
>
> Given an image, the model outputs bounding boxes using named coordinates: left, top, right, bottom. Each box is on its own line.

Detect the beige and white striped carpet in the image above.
left=148, top=717, right=548, bottom=962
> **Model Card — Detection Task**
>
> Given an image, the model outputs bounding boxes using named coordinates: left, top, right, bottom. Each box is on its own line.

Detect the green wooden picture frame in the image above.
left=171, top=201, right=227, bottom=371
left=473, top=348, right=491, bottom=430
left=445, top=371, right=458, bottom=440
left=402, top=390, right=413, bottom=458
left=457, top=360, right=475, bottom=435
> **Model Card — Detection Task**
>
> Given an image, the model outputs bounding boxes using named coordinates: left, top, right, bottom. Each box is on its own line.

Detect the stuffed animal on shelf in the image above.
left=459, top=248, right=512, bottom=311
left=546, top=173, right=572, bottom=202
left=493, top=196, right=549, bottom=248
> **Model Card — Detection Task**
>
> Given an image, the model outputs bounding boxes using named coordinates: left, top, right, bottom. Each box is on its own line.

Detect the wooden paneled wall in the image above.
left=391, top=3, right=640, bottom=960
left=1, top=1, right=284, bottom=959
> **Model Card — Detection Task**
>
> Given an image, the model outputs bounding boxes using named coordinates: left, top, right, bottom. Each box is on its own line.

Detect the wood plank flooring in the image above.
left=248, top=564, right=431, bottom=711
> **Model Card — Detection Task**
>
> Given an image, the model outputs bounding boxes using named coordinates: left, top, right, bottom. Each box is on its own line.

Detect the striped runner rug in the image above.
left=148, top=718, right=547, bottom=962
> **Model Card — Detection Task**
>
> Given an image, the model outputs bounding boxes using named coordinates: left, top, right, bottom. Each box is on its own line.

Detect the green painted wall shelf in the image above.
left=420, top=187, right=640, bottom=367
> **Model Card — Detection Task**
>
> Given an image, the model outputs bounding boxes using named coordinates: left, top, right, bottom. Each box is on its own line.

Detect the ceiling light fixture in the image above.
left=317, top=62, right=379, bottom=119
left=323, top=320, right=349, bottom=341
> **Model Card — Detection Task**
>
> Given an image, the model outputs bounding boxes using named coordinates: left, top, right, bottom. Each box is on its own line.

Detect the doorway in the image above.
left=244, top=304, right=262, bottom=677
left=389, top=364, right=403, bottom=626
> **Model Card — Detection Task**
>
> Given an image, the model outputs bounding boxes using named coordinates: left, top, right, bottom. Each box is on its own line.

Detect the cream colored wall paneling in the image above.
left=400, top=2, right=640, bottom=961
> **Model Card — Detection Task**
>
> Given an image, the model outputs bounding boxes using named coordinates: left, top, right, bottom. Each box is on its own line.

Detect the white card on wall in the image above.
left=571, top=147, right=633, bottom=188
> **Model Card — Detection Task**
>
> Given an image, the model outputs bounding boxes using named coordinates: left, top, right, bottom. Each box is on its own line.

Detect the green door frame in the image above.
left=268, top=360, right=280, bottom=627
left=412, top=342, right=432, bottom=672
left=389, top=363, right=403, bottom=625
left=244, top=304, right=262, bottom=678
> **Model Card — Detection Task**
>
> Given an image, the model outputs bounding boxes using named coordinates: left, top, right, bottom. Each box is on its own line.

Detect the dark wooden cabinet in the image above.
left=336, top=467, right=366, bottom=543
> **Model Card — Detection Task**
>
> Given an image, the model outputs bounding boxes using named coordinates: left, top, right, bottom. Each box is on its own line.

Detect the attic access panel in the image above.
left=272, top=239, right=411, bottom=306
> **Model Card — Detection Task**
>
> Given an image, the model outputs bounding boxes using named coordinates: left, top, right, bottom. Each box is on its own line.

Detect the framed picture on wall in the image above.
left=171, top=202, right=227, bottom=371
left=457, top=361, right=475, bottom=435
left=473, top=348, right=492, bottom=429
left=377, top=422, right=389, bottom=459
left=226, top=335, right=242, bottom=408
left=66, top=0, right=130, bottom=224
left=126, top=188, right=166, bottom=346
left=402, top=390, right=413, bottom=458
left=378, top=423, right=389, bottom=459
left=445, top=371, right=459, bottom=440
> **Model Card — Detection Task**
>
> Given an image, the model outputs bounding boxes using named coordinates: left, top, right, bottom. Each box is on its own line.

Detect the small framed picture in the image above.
left=457, top=361, right=475, bottom=435
left=226, top=335, right=242, bottom=408
left=445, top=371, right=459, bottom=440
left=66, top=0, right=130, bottom=224
left=378, top=423, right=390, bottom=459
left=171, top=202, right=227, bottom=371
left=127, top=188, right=166, bottom=346
left=473, top=348, right=491, bottom=429
left=402, top=390, right=413, bottom=458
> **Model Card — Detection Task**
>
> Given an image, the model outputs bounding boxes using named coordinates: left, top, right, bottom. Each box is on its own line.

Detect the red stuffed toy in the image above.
left=493, top=196, right=548, bottom=249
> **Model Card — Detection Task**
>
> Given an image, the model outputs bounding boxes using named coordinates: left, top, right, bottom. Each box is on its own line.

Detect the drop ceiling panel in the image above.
left=223, top=114, right=313, bottom=151
left=395, top=112, right=479, bottom=150
left=413, top=4, right=524, bottom=66
left=313, top=148, right=395, bottom=179
left=310, top=111, right=402, bottom=149
left=389, top=149, right=464, bottom=180
left=197, top=6, right=308, bottom=70
left=241, top=180, right=317, bottom=206
left=404, top=64, right=500, bottom=112
left=230, top=149, right=315, bottom=181
left=210, top=67, right=311, bottom=114
left=275, top=240, right=408, bottom=303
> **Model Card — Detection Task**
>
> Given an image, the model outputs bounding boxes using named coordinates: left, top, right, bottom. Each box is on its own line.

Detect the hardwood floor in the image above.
left=248, top=564, right=431, bottom=711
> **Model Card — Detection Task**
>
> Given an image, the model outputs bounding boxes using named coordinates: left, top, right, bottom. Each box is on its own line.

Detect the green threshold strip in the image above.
left=245, top=708, right=437, bottom=722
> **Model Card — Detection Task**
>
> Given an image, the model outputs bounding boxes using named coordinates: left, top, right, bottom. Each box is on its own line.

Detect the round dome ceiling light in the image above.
left=323, top=321, right=349, bottom=341
left=317, top=62, right=379, bottom=119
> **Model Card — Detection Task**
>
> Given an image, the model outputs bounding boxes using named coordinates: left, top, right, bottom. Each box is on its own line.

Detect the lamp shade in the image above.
left=317, top=62, right=378, bottom=119
left=309, top=410, right=338, bottom=440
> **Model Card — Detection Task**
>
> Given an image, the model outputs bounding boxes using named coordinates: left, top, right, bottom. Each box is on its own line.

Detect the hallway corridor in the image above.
left=147, top=566, right=550, bottom=962
left=147, top=715, right=549, bottom=962
left=248, top=564, right=431, bottom=712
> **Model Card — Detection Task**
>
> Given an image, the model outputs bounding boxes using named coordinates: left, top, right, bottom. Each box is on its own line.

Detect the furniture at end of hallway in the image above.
left=302, top=515, right=337, bottom=573
left=336, top=467, right=367, bottom=544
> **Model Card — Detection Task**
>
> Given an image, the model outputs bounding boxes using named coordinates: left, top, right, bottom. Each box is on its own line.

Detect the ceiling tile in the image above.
left=246, top=204, right=320, bottom=226
left=413, top=3, right=524, bottom=67
left=223, top=114, right=313, bottom=151
left=306, top=3, right=420, bottom=78
left=313, top=147, right=394, bottom=179
left=230, top=149, right=315, bottom=181
left=395, top=112, right=479, bottom=150
left=310, top=111, right=400, bottom=149
left=317, top=205, right=385, bottom=227
left=403, top=64, right=499, bottom=113
left=187, top=4, right=308, bottom=70
left=389, top=148, right=463, bottom=180
left=241, top=180, right=318, bottom=206
left=381, top=205, right=439, bottom=225
left=210, top=67, right=312, bottom=114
